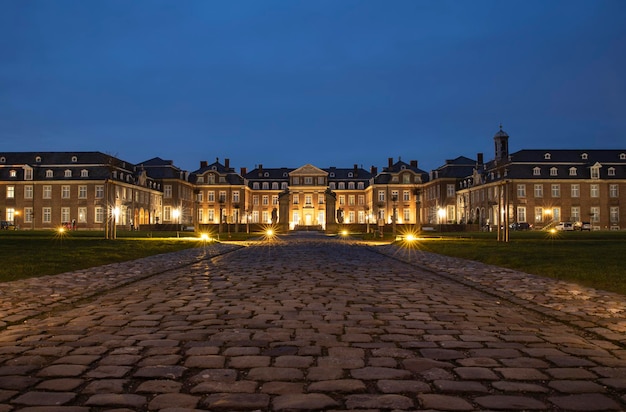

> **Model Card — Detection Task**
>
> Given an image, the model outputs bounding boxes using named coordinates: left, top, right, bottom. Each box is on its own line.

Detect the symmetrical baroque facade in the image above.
left=1, top=129, right=624, bottom=232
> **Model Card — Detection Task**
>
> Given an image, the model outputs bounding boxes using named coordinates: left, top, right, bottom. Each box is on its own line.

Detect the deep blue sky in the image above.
left=1, top=1, right=625, bottom=173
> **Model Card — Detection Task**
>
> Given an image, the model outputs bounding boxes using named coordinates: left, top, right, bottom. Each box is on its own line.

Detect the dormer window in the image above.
left=348, top=172, right=353, bottom=178
left=64, top=169, right=72, bottom=177
left=401, top=165, right=406, bottom=170
left=9, top=170, right=16, bottom=177
left=329, top=172, right=335, bottom=178
left=590, top=165, right=600, bottom=179
left=0, top=157, right=5, bottom=163
left=544, top=153, right=551, bottom=160
left=569, top=167, right=577, bottom=176
left=620, top=153, right=626, bottom=160
left=81, top=169, right=89, bottom=177
left=608, top=167, right=616, bottom=176
left=197, top=176, right=204, bottom=183
left=338, top=182, right=345, bottom=190
left=581, top=153, right=588, bottom=160
left=36, top=156, right=42, bottom=163
left=211, top=166, right=217, bottom=170
left=46, top=169, right=53, bottom=178
left=283, top=172, right=288, bottom=177
left=550, top=167, right=558, bottom=176
left=264, top=172, right=269, bottom=177
left=71, top=156, right=78, bottom=163
left=533, top=167, right=541, bottom=176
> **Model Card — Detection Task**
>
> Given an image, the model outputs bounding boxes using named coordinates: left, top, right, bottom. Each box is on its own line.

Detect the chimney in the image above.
left=388, top=157, right=393, bottom=169
left=477, top=153, right=484, bottom=166
left=410, top=160, right=418, bottom=168
left=370, top=166, right=378, bottom=175
left=240, top=167, right=247, bottom=176
left=224, top=158, right=230, bottom=170
left=200, top=160, right=208, bottom=168
left=258, top=164, right=263, bottom=177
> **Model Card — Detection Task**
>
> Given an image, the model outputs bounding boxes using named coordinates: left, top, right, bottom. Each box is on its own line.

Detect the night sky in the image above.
left=1, top=0, right=625, bottom=173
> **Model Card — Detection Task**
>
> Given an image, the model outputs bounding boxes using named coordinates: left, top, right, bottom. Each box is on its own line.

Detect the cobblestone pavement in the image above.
left=1, top=233, right=625, bottom=411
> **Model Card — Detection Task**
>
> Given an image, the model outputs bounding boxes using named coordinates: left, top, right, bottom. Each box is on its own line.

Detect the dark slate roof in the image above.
left=0, top=151, right=136, bottom=181
left=432, top=156, right=477, bottom=179
left=188, top=161, right=244, bottom=185
left=245, top=167, right=292, bottom=180
left=483, top=149, right=626, bottom=181
left=325, top=167, right=371, bottom=180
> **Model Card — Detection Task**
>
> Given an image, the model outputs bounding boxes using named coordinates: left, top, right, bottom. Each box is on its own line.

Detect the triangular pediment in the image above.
left=289, top=164, right=328, bottom=176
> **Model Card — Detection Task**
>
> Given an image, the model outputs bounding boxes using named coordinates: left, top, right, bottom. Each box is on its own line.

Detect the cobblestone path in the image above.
left=0, top=235, right=625, bottom=411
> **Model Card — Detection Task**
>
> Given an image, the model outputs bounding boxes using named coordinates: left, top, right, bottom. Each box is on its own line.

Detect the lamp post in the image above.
left=113, top=206, right=119, bottom=239
left=14, top=210, right=19, bottom=230
left=173, top=208, right=180, bottom=237
left=391, top=195, right=398, bottom=237
left=438, top=207, right=446, bottom=233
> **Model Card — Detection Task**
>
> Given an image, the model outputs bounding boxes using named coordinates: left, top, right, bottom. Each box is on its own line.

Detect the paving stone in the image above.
left=434, top=380, right=489, bottom=393
left=0, top=376, right=40, bottom=390
left=377, top=379, right=431, bottom=393
left=134, top=365, right=187, bottom=379
left=201, top=393, right=270, bottom=410
left=11, top=391, right=76, bottom=406
left=474, top=395, right=547, bottom=410
left=491, top=381, right=550, bottom=393
left=495, top=367, right=549, bottom=380
left=147, top=393, right=200, bottom=410
left=36, top=365, right=87, bottom=378
left=308, top=379, right=366, bottom=393
left=35, top=379, right=83, bottom=391
left=548, top=393, right=622, bottom=411
left=418, top=394, right=474, bottom=411
left=85, top=393, right=147, bottom=408
left=135, top=379, right=182, bottom=393
left=83, top=379, right=128, bottom=394
left=247, top=367, right=303, bottom=381
left=190, top=380, right=257, bottom=394
left=260, top=382, right=304, bottom=394
left=350, top=366, right=411, bottom=380
left=549, top=380, right=607, bottom=393
left=345, top=394, right=414, bottom=409
left=454, top=367, right=499, bottom=380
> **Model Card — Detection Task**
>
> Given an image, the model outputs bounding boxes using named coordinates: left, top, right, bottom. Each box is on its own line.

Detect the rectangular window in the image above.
left=378, top=191, right=385, bottom=202
left=262, top=195, right=269, bottom=205
left=534, top=184, right=543, bottom=198
left=571, top=184, right=580, bottom=198
left=208, top=191, right=215, bottom=202
left=233, top=191, right=240, bottom=203
left=610, top=207, right=619, bottom=223
left=348, top=211, right=355, bottom=223
left=43, top=185, right=52, bottom=199
left=338, top=195, right=345, bottom=205
left=252, top=195, right=259, bottom=205
left=61, top=185, right=70, bottom=199
left=609, top=184, right=618, bottom=198
left=293, top=177, right=300, bottom=185
left=571, top=207, right=580, bottom=222
left=262, top=211, right=269, bottom=223
left=78, top=186, right=87, bottom=199
left=78, top=207, right=87, bottom=223
left=305, top=195, right=313, bottom=206
left=535, top=207, right=543, bottom=223
left=391, top=190, right=399, bottom=201
left=358, top=195, right=364, bottom=205
left=24, top=207, right=33, bottom=223
left=403, top=190, right=410, bottom=202
left=24, top=185, right=33, bottom=199
left=551, top=184, right=560, bottom=198
left=517, top=184, right=526, bottom=197
left=6, top=186, right=15, bottom=199
left=293, top=194, right=299, bottom=204
left=447, top=205, right=455, bottom=222
left=252, top=210, right=259, bottom=223
left=164, top=185, right=172, bottom=198
left=318, top=177, right=325, bottom=185
left=348, top=195, right=355, bottom=206
left=304, top=177, right=312, bottom=185
left=61, top=207, right=70, bottom=223
left=590, top=184, right=599, bottom=198
left=591, top=167, right=600, bottom=179
left=403, top=208, right=410, bottom=222
left=208, top=209, right=215, bottom=222
left=197, top=191, right=203, bottom=202
left=95, top=185, right=104, bottom=198
left=219, top=191, right=226, bottom=202
left=198, top=208, right=204, bottom=223
left=591, top=207, right=600, bottom=222
left=164, top=206, right=171, bottom=221
left=24, top=168, right=33, bottom=180
left=272, top=195, right=278, bottom=205
left=517, top=206, right=526, bottom=222
left=95, top=206, right=104, bottom=223
left=43, top=207, right=51, bottom=223
left=358, top=210, right=365, bottom=223
left=446, top=184, right=455, bottom=198
left=318, top=194, right=325, bottom=204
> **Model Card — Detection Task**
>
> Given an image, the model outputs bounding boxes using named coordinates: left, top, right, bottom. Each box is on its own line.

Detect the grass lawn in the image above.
left=1, top=229, right=625, bottom=296
left=398, top=230, right=626, bottom=296
left=0, top=230, right=209, bottom=282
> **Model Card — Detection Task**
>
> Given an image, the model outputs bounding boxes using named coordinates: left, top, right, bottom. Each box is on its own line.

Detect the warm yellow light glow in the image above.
left=266, top=229, right=274, bottom=236
left=113, top=207, right=120, bottom=218
left=405, top=234, right=416, bottom=242
left=438, top=208, right=446, bottom=219
left=200, top=233, right=209, bottom=241
left=341, top=230, right=349, bottom=236
left=550, top=228, right=557, bottom=234
left=57, top=227, right=65, bottom=233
